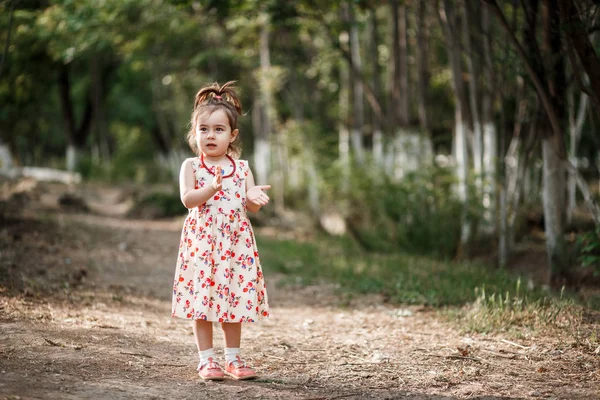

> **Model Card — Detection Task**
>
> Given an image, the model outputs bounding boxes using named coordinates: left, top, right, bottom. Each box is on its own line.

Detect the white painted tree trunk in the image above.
left=393, top=127, right=432, bottom=180
left=461, top=0, right=482, bottom=194
left=257, top=15, right=276, bottom=196
left=252, top=95, right=270, bottom=186
left=482, top=122, right=497, bottom=224
left=339, top=60, right=350, bottom=195
left=368, top=7, right=384, bottom=167
left=66, top=144, right=80, bottom=172
left=567, top=92, right=588, bottom=224
left=254, top=139, right=270, bottom=186
left=481, top=4, right=497, bottom=231
left=349, top=3, right=365, bottom=164
left=373, top=129, right=383, bottom=167
left=0, top=141, right=14, bottom=170
left=439, top=0, right=471, bottom=248
left=455, top=116, right=470, bottom=245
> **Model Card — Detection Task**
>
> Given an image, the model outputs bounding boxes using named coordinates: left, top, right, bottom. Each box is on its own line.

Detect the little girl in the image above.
left=171, top=81, right=270, bottom=381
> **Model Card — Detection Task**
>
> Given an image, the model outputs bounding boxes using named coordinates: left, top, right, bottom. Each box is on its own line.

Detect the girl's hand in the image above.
left=212, top=168, right=223, bottom=191
left=247, top=185, right=271, bottom=206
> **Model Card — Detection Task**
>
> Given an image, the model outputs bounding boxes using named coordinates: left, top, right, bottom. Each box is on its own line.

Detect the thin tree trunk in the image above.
left=258, top=15, right=278, bottom=211
left=567, top=91, right=588, bottom=224
left=462, top=0, right=483, bottom=196
left=0, top=139, right=13, bottom=170
left=499, top=186, right=508, bottom=268
left=416, top=0, right=430, bottom=134
left=58, top=64, right=94, bottom=172
left=481, top=4, right=497, bottom=231
left=439, top=0, right=471, bottom=249
left=542, top=133, right=567, bottom=283
left=91, top=54, right=111, bottom=163
left=369, top=6, right=384, bottom=166
left=398, top=3, right=409, bottom=126
left=252, top=95, right=269, bottom=186
left=347, top=2, right=365, bottom=164
left=389, top=0, right=400, bottom=128
left=339, top=61, right=351, bottom=197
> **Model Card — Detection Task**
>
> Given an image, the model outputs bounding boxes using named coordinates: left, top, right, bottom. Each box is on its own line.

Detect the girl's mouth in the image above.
left=206, top=144, right=217, bottom=148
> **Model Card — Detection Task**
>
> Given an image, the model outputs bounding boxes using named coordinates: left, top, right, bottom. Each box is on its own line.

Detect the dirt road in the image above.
left=1, top=205, right=599, bottom=399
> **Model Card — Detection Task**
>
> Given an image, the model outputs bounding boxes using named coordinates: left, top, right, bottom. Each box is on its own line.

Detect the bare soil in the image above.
left=0, top=179, right=599, bottom=400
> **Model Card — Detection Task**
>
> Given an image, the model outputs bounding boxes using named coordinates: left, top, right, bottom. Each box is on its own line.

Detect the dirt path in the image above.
left=1, top=205, right=599, bottom=399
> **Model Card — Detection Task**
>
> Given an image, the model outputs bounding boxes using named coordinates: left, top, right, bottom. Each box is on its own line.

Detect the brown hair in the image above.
left=186, top=81, right=243, bottom=158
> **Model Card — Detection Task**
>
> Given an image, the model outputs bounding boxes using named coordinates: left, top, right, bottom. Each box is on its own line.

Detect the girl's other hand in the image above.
left=247, top=185, right=271, bottom=205
left=212, top=168, right=223, bottom=191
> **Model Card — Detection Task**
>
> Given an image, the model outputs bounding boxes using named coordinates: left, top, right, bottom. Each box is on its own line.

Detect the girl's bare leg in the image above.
left=221, top=322, right=241, bottom=348
left=193, top=320, right=213, bottom=351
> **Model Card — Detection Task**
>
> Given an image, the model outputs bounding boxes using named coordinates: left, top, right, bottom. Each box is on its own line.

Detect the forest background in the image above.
left=2, top=0, right=600, bottom=340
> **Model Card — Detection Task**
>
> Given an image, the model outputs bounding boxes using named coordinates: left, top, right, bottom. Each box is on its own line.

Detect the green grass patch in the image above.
left=257, top=234, right=525, bottom=307
left=257, top=233, right=600, bottom=337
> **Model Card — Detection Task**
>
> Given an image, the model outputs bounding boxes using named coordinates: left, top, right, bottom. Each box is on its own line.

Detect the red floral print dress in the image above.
left=171, top=157, right=269, bottom=322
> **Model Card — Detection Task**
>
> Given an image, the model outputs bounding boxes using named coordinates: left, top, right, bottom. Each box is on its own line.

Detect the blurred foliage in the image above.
left=577, top=227, right=600, bottom=278
left=338, top=163, right=469, bottom=258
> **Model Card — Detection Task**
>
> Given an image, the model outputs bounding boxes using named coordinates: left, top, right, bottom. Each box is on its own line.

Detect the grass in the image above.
left=258, top=234, right=526, bottom=307
left=257, top=233, right=600, bottom=339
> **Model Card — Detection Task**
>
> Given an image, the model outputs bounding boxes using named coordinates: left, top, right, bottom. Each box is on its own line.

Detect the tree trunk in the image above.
left=258, top=15, right=279, bottom=212
left=542, top=133, right=567, bottom=283
left=91, top=54, right=111, bottom=163
left=339, top=61, right=351, bottom=196
left=369, top=6, right=384, bottom=167
left=567, top=91, right=588, bottom=224
left=481, top=4, right=498, bottom=231
left=483, top=0, right=576, bottom=283
left=58, top=64, right=94, bottom=172
left=416, top=0, right=430, bottom=134
left=0, top=139, right=14, bottom=170
left=462, top=0, right=483, bottom=196
left=252, top=94, right=270, bottom=186
left=398, top=3, right=409, bottom=126
left=347, top=2, right=365, bottom=164
left=439, top=0, right=472, bottom=248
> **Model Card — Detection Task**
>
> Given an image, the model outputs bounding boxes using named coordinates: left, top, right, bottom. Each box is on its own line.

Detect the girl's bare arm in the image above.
left=179, top=159, right=219, bottom=209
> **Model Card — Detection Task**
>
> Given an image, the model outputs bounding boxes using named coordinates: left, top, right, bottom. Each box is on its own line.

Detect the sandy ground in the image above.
left=0, top=182, right=599, bottom=399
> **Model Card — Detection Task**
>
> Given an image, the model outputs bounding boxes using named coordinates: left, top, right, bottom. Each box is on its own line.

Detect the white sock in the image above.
left=198, top=348, right=216, bottom=368
left=224, top=347, right=241, bottom=366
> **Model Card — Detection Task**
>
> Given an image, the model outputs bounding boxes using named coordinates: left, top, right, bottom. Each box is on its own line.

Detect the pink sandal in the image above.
left=197, top=357, right=225, bottom=381
left=224, top=355, right=257, bottom=380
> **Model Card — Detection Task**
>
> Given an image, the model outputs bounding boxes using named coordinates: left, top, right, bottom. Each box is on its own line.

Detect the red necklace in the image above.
left=201, top=153, right=236, bottom=178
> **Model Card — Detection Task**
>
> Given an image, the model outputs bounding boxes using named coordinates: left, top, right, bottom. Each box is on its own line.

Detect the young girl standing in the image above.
left=171, top=81, right=270, bottom=381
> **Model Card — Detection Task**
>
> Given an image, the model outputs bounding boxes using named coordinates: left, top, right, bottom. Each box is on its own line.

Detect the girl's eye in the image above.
left=199, top=127, right=208, bottom=132
left=216, top=127, right=224, bottom=132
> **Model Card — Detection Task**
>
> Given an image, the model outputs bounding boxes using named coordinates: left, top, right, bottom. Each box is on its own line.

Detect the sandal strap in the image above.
left=198, top=358, right=223, bottom=371
left=228, top=354, right=247, bottom=368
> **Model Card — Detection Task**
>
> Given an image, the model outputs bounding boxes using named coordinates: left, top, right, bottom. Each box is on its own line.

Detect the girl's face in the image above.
left=196, top=109, right=238, bottom=159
